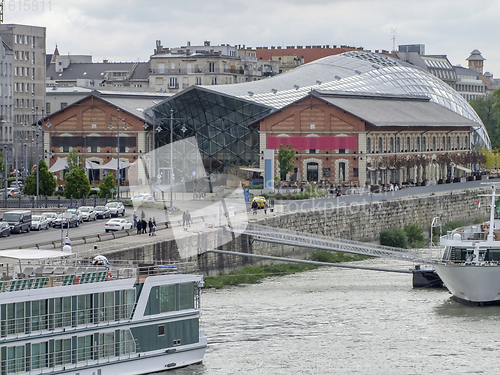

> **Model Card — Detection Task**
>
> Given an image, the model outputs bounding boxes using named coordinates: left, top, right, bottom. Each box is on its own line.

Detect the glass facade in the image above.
left=151, top=87, right=272, bottom=176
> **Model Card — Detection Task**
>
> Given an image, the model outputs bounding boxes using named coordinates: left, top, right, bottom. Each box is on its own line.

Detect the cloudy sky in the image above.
left=5, top=0, right=500, bottom=76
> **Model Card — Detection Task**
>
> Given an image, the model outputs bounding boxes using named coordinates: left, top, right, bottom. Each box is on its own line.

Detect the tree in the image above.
left=470, top=94, right=500, bottom=148
left=66, top=148, right=81, bottom=171
left=277, top=144, right=295, bottom=181
left=24, top=159, right=57, bottom=196
left=98, top=172, right=117, bottom=198
left=64, top=166, right=90, bottom=198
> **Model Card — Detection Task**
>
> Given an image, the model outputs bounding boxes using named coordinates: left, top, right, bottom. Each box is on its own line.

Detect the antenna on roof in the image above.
left=391, top=28, right=397, bottom=53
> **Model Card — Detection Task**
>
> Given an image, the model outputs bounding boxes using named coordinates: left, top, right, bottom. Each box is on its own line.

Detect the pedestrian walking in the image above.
left=186, top=210, right=191, bottom=227
left=182, top=211, right=188, bottom=230
left=251, top=200, right=258, bottom=215
left=148, top=218, right=153, bottom=236
left=141, top=210, right=145, bottom=219
left=152, top=217, right=156, bottom=236
left=141, top=219, right=147, bottom=234
left=137, top=219, right=142, bottom=235
left=133, top=211, right=138, bottom=228
left=264, top=202, right=268, bottom=215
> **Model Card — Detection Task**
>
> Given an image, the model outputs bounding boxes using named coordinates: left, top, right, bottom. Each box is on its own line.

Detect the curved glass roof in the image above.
left=205, top=51, right=490, bottom=148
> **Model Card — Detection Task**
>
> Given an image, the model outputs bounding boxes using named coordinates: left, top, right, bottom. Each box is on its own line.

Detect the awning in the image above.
left=101, top=158, right=132, bottom=170
left=239, top=167, right=264, bottom=173
left=0, top=249, right=71, bottom=263
left=48, top=157, right=68, bottom=172
left=86, top=160, right=105, bottom=170
left=455, top=165, right=472, bottom=173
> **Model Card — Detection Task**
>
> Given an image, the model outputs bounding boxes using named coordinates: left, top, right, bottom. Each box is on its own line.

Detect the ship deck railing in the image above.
left=0, top=260, right=193, bottom=293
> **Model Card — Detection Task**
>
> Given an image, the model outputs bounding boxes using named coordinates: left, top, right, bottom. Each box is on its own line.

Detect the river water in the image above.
left=158, top=258, right=500, bottom=374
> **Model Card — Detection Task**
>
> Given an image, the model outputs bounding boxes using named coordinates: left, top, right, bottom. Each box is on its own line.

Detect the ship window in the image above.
left=120, top=289, right=136, bottom=319
left=158, top=324, right=165, bottom=336
left=77, top=335, right=93, bottom=362
left=160, top=285, right=177, bottom=312
left=77, top=294, right=92, bottom=325
left=6, top=345, right=25, bottom=373
left=99, top=332, right=115, bottom=358
left=54, top=296, right=72, bottom=328
left=54, top=338, right=72, bottom=366
left=5, top=302, right=25, bottom=335
left=179, top=283, right=195, bottom=310
left=31, top=342, right=48, bottom=370
left=120, top=329, right=136, bottom=355
left=31, top=299, right=48, bottom=331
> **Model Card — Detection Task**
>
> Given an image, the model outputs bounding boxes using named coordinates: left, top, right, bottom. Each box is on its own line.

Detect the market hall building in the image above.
left=146, top=51, right=489, bottom=187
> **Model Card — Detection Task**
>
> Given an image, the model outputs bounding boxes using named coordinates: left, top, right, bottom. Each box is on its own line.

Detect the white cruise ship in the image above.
left=0, top=249, right=207, bottom=374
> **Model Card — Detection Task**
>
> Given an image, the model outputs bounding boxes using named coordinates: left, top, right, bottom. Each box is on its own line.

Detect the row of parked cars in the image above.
left=0, top=201, right=127, bottom=235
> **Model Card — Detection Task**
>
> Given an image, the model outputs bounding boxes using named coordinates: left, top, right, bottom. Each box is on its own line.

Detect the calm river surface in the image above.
left=157, top=258, right=500, bottom=374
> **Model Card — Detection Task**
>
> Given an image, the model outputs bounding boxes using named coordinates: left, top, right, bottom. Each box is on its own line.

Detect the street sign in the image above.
left=110, top=188, right=115, bottom=194
left=244, top=188, right=250, bottom=203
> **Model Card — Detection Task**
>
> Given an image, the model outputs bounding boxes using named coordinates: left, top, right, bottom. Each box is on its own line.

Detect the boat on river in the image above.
left=434, top=183, right=500, bottom=305
left=0, top=249, right=206, bottom=374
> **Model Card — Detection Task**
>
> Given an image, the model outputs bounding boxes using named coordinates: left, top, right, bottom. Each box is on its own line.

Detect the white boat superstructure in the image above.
left=434, top=183, right=500, bottom=304
left=0, top=250, right=207, bottom=374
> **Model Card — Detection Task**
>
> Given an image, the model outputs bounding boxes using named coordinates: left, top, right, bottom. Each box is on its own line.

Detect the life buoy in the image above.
left=482, top=223, right=490, bottom=232
left=107, top=272, right=112, bottom=280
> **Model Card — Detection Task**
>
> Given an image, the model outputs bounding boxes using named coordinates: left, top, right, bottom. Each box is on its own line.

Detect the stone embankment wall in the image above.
left=105, top=189, right=487, bottom=276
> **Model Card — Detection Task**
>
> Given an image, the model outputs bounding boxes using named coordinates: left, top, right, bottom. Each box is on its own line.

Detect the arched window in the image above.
left=366, top=138, right=371, bottom=154
left=457, top=136, right=460, bottom=150
left=407, top=137, right=411, bottom=152
left=447, top=136, right=451, bottom=151
left=396, top=137, right=400, bottom=153
left=378, top=137, right=383, bottom=153
left=432, top=137, right=436, bottom=151
left=390, top=138, right=394, bottom=153
left=416, top=137, right=420, bottom=152
left=422, top=137, right=426, bottom=151
left=442, top=136, right=445, bottom=151
left=465, top=136, right=468, bottom=149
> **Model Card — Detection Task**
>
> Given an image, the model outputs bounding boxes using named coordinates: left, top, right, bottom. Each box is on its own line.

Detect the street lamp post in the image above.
left=3, top=145, right=7, bottom=198
left=170, top=109, right=174, bottom=210
left=116, top=109, right=120, bottom=200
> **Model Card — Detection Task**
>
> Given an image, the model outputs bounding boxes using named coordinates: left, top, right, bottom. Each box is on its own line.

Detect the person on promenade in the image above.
left=133, top=211, right=138, bottom=228
left=141, top=219, right=147, bottom=234
left=141, top=210, right=145, bottom=219
left=264, top=202, right=268, bottom=215
left=251, top=200, right=258, bottom=215
left=186, top=211, right=191, bottom=227
left=152, top=217, right=157, bottom=236
left=137, top=219, right=142, bottom=235
left=182, top=211, right=188, bottom=230
left=148, top=218, right=153, bottom=236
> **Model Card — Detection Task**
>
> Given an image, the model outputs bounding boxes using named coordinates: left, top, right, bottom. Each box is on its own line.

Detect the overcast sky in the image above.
left=5, top=0, right=500, bottom=77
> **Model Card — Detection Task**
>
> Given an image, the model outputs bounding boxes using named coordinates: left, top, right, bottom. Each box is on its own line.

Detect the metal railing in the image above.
left=0, top=195, right=109, bottom=209
left=231, top=223, right=432, bottom=264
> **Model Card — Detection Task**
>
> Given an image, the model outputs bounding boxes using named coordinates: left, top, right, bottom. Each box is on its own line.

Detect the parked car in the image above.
left=66, top=207, right=83, bottom=223
left=94, top=206, right=112, bottom=219
left=105, top=201, right=125, bottom=217
left=79, top=206, right=96, bottom=221
left=0, top=222, right=11, bottom=237
left=5, top=188, right=21, bottom=198
left=41, top=212, right=58, bottom=227
left=131, top=194, right=155, bottom=203
left=53, top=213, right=79, bottom=228
left=1, top=210, right=32, bottom=233
left=31, top=215, right=50, bottom=230
left=10, top=181, right=24, bottom=190
left=105, top=218, right=132, bottom=232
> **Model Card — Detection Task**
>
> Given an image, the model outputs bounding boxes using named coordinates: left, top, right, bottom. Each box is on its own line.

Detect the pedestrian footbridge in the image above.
left=230, top=223, right=432, bottom=264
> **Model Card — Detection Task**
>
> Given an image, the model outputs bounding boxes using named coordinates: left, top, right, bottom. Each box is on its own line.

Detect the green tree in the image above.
left=64, top=166, right=90, bottom=198
left=404, top=223, right=425, bottom=248
left=380, top=228, right=407, bottom=248
left=98, top=172, right=117, bottom=198
left=24, top=159, right=57, bottom=196
left=66, top=148, right=81, bottom=170
left=277, top=144, right=295, bottom=181
left=470, top=94, right=500, bottom=148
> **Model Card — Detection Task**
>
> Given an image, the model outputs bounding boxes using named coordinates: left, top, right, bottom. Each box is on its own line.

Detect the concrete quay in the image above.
left=71, top=186, right=488, bottom=276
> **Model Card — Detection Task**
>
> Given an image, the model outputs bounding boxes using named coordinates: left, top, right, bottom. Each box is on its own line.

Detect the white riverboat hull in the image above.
left=434, top=263, right=500, bottom=303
